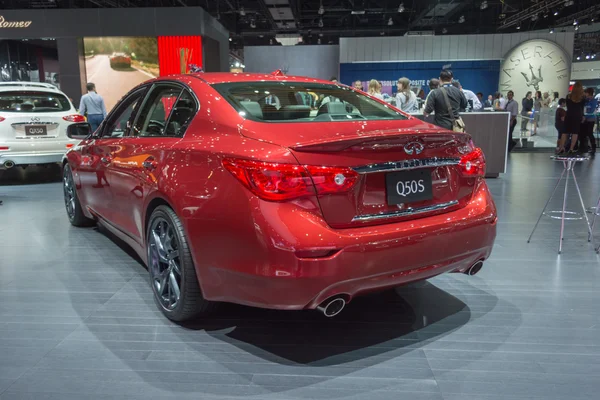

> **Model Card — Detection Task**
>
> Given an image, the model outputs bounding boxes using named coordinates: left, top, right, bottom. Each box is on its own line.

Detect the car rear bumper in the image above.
left=0, top=152, right=65, bottom=166
left=196, top=180, right=497, bottom=310
left=0, top=140, right=77, bottom=166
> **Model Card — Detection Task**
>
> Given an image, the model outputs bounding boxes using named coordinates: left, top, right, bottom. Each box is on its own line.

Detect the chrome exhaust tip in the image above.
left=316, top=297, right=346, bottom=318
left=3, top=160, right=15, bottom=169
left=465, top=260, right=484, bottom=276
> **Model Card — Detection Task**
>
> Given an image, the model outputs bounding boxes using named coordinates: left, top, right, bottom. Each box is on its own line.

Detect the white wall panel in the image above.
left=244, top=45, right=339, bottom=80
left=340, top=31, right=574, bottom=63
left=414, top=36, right=425, bottom=60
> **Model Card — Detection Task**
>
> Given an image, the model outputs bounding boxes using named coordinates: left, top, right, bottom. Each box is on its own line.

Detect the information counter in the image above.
left=412, top=111, right=510, bottom=178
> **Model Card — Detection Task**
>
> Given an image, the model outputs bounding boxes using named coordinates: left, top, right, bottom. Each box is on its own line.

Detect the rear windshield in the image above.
left=212, top=82, right=407, bottom=123
left=0, top=91, right=71, bottom=113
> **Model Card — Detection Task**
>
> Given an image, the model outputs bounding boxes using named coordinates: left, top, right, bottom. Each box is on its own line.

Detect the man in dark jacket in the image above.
left=423, top=70, right=467, bottom=130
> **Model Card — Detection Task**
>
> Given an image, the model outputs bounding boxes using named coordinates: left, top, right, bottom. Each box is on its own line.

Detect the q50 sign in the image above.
left=0, top=16, right=32, bottom=28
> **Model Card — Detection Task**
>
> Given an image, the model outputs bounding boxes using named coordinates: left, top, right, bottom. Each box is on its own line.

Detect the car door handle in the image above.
left=142, top=158, right=157, bottom=170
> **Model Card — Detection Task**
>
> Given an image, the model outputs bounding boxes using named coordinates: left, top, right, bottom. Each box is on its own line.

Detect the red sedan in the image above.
left=62, top=73, right=497, bottom=321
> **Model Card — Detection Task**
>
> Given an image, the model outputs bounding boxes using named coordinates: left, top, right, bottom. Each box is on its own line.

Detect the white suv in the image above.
left=0, top=82, right=85, bottom=169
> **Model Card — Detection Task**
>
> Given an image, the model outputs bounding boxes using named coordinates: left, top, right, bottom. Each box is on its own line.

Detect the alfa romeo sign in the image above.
left=0, top=15, right=32, bottom=28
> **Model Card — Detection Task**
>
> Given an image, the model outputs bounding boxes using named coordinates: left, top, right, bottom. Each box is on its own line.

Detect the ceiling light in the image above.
left=531, top=14, right=538, bottom=21
left=575, top=25, right=579, bottom=31
left=235, top=62, right=240, bottom=67
left=442, top=28, right=448, bottom=34
left=577, top=56, right=581, bottom=60
left=388, top=17, right=393, bottom=26
left=554, top=11, right=559, bottom=16
left=250, top=19, right=256, bottom=28
left=480, top=1, right=488, bottom=10
left=516, top=25, right=521, bottom=30
left=592, top=54, right=596, bottom=59
left=228, top=37, right=232, bottom=41
left=317, top=38, right=321, bottom=44
left=586, top=54, right=590, bottom=59
left=458, top=15, right=465, bottom=24
left=398, top=3, right=405, bottom=13
left=549, top=28, right=554, bottom=33
left=318, top=18, right=324, bottom=28
left=573, top=19, right=578, bottom=25
left=318, top=2, right=324, bottom=15
left=564, top=0, right=574, bottom=6
left=380, top=31, right=385, bottom=36
left=239, top=7, right=245, bottom=16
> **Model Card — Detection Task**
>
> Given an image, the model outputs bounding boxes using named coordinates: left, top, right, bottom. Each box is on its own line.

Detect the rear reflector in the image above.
left=459, top=148, right=486, bottom=177
left=222, top=158, right=358, bottom=201
left=63, top=115, right=86, bottom=123
left=66, top=144, right=74, bottom=149
left=0, top=117, right=5, bottom=122
left=0, top=146, right=9, bottom=151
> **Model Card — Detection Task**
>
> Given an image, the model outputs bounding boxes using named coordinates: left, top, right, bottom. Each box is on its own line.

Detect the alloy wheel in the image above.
left=63, top=167, right=76, bottom=219
left=148, top=217, right=182, bottom=311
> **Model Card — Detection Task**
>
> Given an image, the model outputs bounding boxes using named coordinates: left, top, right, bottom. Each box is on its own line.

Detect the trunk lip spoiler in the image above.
left=352, top=157, right=461, bottom=174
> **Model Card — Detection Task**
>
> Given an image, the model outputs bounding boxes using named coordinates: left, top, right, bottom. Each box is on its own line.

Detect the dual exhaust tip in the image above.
left=317, top=297, right=346, bottom=318
left=317, top=261, right=484, bottom=317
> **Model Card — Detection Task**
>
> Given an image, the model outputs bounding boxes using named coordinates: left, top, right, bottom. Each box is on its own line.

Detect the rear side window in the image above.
left=0, top=91, right=71, bottom=113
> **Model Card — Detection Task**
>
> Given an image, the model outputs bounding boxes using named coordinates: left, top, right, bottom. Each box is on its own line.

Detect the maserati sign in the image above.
left=499, top=40, right=570, bottom=103
left=0, top=16, right=32, bottom=28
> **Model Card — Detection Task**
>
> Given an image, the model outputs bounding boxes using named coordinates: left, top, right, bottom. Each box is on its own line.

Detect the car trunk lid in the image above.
left=241, top=119, right=478, bottom=228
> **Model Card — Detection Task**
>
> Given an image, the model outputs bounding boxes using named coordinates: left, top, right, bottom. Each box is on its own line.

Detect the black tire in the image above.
left=63, top=164, right=95, bottom=227
left=146, top=205, right=215, bottom=321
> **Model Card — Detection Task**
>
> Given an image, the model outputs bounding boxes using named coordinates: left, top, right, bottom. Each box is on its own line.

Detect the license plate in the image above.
left=25, top=125, right=47, bottom=136
left=386, top=169, right=433, bottom=205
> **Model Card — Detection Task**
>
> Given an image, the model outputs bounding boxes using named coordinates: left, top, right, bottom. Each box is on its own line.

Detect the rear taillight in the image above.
left=459, top=147, right=486, bottom=177
left=222, top=158, right=358, bottom=201
left=0, top=116, right=5, bottom=122
left=63, top=115, right=86, bottom=123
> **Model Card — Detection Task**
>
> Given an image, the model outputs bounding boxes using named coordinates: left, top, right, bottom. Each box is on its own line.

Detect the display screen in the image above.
left=83, top=37, right=159, bottom=112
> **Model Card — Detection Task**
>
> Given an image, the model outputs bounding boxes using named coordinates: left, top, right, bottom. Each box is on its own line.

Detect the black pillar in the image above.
left=56, top=37, right=86, bottom=107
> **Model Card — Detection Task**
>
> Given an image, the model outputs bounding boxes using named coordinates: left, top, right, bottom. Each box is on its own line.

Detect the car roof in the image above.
left=0, top=82, right=65, bottom=93
left=184, top=72, right=336, bottom=86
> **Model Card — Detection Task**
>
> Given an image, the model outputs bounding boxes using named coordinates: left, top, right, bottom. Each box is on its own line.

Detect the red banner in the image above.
left=157, top=36, right=202, bottom=76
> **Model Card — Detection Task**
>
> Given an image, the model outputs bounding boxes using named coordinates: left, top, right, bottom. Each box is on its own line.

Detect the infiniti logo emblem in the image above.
left=30, top=117, right=40, bottom=123
left=404, top=141, right=424, bottom=155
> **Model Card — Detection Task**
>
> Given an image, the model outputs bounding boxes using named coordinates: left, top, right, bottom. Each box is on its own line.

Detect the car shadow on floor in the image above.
left=0, top=164, right=62, bottom=185
left=80, top=215, right=519, bottom=397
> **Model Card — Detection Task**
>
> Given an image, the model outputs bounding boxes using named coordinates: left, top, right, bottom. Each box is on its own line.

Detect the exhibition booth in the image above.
left=0, top=8, right=228, bottom=107
left=243, top=30, right=580, bottom=162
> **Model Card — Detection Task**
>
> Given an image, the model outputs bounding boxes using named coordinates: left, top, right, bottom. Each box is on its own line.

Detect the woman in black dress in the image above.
left=558, top=82, right=585, bottom=155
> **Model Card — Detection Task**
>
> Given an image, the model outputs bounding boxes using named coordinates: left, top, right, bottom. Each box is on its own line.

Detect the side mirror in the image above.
left=67, top=123, right=92, bottom=139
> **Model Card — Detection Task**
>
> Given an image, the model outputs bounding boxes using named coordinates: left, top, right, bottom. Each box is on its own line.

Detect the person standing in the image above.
left=485, top=94, right=494, bottom=108
left=79, top=82, right=107, bottom=133
left=452, top=80, right=482, bottom=111
left=581, top=88, right=598, bottom=154
left=395, top=77, right=418, bottom=113
left=558, top=82, right=585, bottom=155
left=367, top=79, right=384, bottom=100
left=353, top=80, right=363, bottom=91
left=555, top=98, right=567, bottom=151
left=532, top=90, right=543, bottom=136
left=423, top=70, right=467, bottom=131
left=521, top=91, right=533, bottom=134
left=504, top=90, right=519, bottom=152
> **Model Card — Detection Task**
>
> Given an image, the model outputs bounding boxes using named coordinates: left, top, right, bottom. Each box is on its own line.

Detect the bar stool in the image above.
left=528, top=155, right=594, bottom=254
left=589, top=196, right=600, bottom=254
